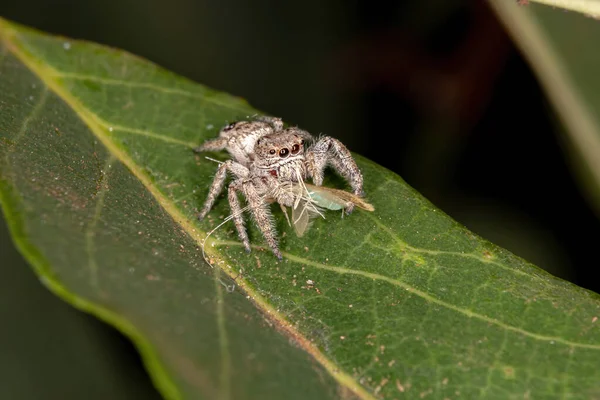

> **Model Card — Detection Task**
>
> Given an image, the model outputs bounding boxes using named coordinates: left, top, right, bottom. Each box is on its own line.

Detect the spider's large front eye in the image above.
left=269, top=149, right=276, bottom=155
left=279, top=148, right=290, bottom=157
left=291, top=144, right=300, bottom=154
left=223, top=122, right=237, bottom=131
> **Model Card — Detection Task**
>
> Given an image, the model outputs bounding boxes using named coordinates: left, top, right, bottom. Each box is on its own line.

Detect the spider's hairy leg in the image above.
left=306, top=136, right=364, bottom=197
left=199, top=160, right=249, bottom=220
left=325, top=156, right=362, bottom=214
left=243, top=180, right=283, bottom=260
left=228, top=181, right=251, bottom=253
left=193, top=137, right=229, bottom=154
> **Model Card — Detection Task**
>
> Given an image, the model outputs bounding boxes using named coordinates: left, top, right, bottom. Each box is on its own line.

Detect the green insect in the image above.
left=282, top=183, right=374, bottom=237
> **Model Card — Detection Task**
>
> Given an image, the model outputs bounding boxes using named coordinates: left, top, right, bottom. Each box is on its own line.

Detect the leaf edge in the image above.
left=0, top=17, right=378, bottom=400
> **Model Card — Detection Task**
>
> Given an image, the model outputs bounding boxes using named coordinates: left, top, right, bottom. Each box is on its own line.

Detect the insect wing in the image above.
left=307, top=188, right=345, bottom=210
left=305, top=184, right=374, bottom=212
left=292, top=198, right=312, bottom=237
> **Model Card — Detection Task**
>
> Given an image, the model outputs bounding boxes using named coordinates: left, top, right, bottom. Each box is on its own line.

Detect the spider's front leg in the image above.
left=243, top=179, right=283, bottom=260
left=198, top=160, right=249, bottom=220
left=305, top=136, right=364, bottom=197
left=227, top=180, right=251, bottom=253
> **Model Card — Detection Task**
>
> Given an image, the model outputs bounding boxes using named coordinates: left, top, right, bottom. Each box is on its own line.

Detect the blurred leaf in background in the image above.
left=491, top=0, right=600, bottom=220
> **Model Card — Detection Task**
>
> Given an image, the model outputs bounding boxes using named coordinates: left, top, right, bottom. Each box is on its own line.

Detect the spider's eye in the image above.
left=300, top=139, right=305, bottom=145
left=269, top=149, right=276, bottom=155
left=223, top=122, right=237, bottom=131
left=279, top=148, right=290, bottom=157
left=291, top=144, right=300, bottom=154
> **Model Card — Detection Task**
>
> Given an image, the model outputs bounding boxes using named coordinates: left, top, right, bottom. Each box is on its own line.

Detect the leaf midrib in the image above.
left=0, top=20, right=376, bottom=400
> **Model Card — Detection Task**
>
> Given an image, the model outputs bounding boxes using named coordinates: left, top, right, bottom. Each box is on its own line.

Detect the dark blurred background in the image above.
left=1, top=0, right=598, bottom=398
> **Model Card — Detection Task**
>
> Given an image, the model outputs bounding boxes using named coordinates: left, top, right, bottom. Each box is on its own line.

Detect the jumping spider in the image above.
left=194, top=116, right=364, bottom=259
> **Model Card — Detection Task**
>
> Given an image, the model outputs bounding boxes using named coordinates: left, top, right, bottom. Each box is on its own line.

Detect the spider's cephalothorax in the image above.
left=194, top=116, right=364, bottom=259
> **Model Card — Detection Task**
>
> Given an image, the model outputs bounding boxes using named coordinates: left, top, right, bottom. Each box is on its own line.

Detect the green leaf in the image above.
left=0, top=215, right=162, bottom=400
left=526, top=0, right=600, bottom=18
left=490, top=1, right=600, bottom=219
left=1, top=18, right=599, bottom=399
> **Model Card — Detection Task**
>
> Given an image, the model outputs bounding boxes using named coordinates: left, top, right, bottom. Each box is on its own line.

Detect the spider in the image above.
left=194, top=116, right=364, bottom=259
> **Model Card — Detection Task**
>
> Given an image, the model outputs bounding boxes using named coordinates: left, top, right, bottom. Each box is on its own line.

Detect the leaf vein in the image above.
left=214, top=267, right=232, bottom=400
left=218, top=241, right=600, bottom=350
left=89, top=115, right=198, bottom=148
left=85, top=155, right=115, bottom=288
left=54, top=71, right=251, bottom=112
left=367, top=213, right=548, bottom=281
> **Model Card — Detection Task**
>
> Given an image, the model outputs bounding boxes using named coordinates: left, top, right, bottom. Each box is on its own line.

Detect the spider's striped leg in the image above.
left=243, top=179, right=282, bottom=260
left=227, top=180, right=251, bottom=253
left=198, top=160, right=249, bottom=220
left=305, top=136, right=364, bottom=197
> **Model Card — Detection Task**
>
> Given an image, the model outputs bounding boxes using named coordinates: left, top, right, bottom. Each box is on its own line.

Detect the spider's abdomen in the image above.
left=221, top=121, right=274, bottom=166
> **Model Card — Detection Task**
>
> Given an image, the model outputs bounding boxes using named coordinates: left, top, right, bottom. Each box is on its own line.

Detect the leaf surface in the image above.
left=1, top=19, right=599, bottom=399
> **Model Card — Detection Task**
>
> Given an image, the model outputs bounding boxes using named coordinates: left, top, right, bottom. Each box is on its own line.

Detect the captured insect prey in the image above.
left=194, top=116, right=368, bottom=260
left=280, top=182, right=374, bottom=237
